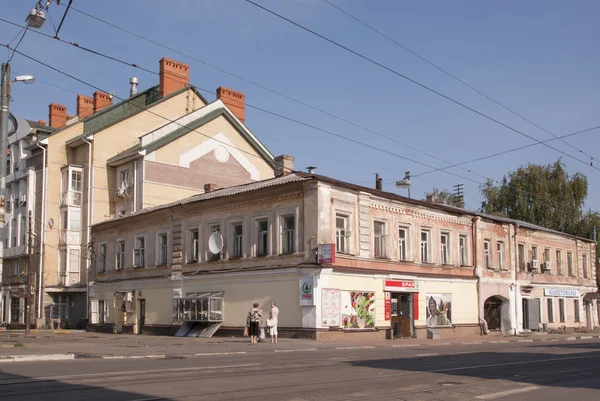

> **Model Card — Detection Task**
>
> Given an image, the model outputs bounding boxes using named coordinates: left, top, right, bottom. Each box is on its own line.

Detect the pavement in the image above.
left=1, top=329, right=599, bottom=363
left=0, top=337, right=599, bottom=400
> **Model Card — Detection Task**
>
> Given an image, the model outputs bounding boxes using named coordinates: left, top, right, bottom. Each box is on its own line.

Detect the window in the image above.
left=52, top=295, right=69, bottom=319
left=574, top=300, right=580, bottom=322
left=70, top=169, right=83, bottom=205
left=583, top=254, right=588, bottom=278
left=116, top=240, right=125, bottom=270
left=69, top=249, right=80, bottom=277
left=440, top=232, right=449, bottom=264
left=232, top=224, right=243, bottom=258
left=459, top=235, right=467, bottom=265
left=14, top=259, right=21, bottom=276
left=209, top=225, right=221, bottom=261
left=98, top=300, right=106, bottom=324
left=134, top=236, right=145, bottom=267
left=97, top=243, right=106, bottom=272
left=543, top=248, right=551, bottom=273
left=518, top=244, right=525, bottom=272
left=531, top=246, right=538, bottom=262
left=547, top=299, right=554, bottom=323
left=91, top=300, right=108, bottom=324
left=559, top=299, right=565, bottom=323
left=10, top=297, right=20, bottom=322
left=398, top=227, right=408, bottom=261
left=567, top=252, right=574, bottom=276
left=189, top=229, right=199, bottom=262
left=497, top=242, right=504, bottom=269
left=420, top=230, right=430, bottom=262
left=157, top=233, right=168, bottom=265
left=484, top=240, right=491, bottom=268
left=257, top=220, right=269, bottom=256
left=556, top=250, right=563, bottom=276
left=335, top=215, right=348, bottom=254
left=282, top=215, right=295, bottom=254
left=373, top=221, right=385, bottom=258
left=10, top=218, right=16, bottom=247
left=120, top=170, right=130, bottom=187
left=20, top=216, right=26, bottom=246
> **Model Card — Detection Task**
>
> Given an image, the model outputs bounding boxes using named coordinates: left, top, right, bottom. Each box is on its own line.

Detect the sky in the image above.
left=2, top=0, right=599, bottom=211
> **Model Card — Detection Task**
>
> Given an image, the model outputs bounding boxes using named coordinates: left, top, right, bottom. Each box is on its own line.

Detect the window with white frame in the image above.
left=440, top=232, right=449, bottom=264
left=398, top=227, right=408, bottom=261
left=556, top=250, right=563, bottom=275
left=134, top=235, right=145, bottom=267
left=97, top=243, right=106, bottom=272
left=497, top=241, right=504, bottom=269
left=232, top=223, right=243, bottom=258
left=373, top=221, right=386, bottom=258
left=531, top=245, right=538, bottom=263
left=484, top=240, right=491, bottom=268
left=116, top=240, right=125, bottom=270
left=91, top=300, right=108, bottom=324
left=281, top=215, right=295, bottom=254
left=257, top=219, right=269, bottom=257
left=157, top=233, right=168, bottom=265
left=189, top=229, right=199, bottom=262
left=335, top=214, right=348, bottom=254
left=459, top=235, right=468, bottom=265
left=209, top=225, right=221, bottom=261
left=420, top=230, right=430, bottom=262
left=120, top=170, right=130, bottom=188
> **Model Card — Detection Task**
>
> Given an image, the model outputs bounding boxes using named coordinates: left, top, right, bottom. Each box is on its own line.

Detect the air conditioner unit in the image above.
left=530, top=259, right=539, bottom=270
left=543, top=261, right=551, bottom=271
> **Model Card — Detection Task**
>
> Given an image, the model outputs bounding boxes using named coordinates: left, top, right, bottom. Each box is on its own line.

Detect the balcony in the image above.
left=59, top=271, right=80, bottom=287
left=59, top=229, right=81, bottom=246
left=61, top=191, right=82, bottom=207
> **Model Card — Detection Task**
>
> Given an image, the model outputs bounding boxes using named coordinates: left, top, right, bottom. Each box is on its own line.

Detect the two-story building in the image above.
left=88, top=170, right=598, bottom=339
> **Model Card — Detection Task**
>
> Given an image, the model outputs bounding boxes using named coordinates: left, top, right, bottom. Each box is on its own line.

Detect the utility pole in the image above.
left=0, top=63, right=10, bottom=255
left=453, top=183, right=464, bottom=207
left=26, top=210, right=33, bottom=334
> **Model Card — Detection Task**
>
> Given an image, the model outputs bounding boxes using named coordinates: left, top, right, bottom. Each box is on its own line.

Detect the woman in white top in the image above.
left=269, top=301, right=279, bottom=343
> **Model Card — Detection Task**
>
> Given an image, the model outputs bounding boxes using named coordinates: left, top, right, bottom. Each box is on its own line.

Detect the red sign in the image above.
left=384, top=291, right=391, bottom=320
left=384, top=280, right=419, bottom=292
left=318, top=243, right=336, bottom=264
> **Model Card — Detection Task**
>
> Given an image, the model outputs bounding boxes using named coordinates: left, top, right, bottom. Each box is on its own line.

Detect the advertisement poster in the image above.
left=341, top=291, right=375, bottom=329
left=321, top=288, right=341, bottom=326
left=426, top=294, right=452, bottom=327
left=384, top=291, right=391, bottom=320
left=299, top=276, right=315, bottom=306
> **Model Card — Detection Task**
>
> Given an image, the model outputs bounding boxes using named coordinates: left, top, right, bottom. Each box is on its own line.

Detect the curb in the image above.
left=0, top=353, right=75, bottom=363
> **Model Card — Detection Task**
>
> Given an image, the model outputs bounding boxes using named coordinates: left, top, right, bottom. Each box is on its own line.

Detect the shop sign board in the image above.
left=384, top=280, right=419, bottom=292
left=544, top=288, right=579, bottom=298
left=318, top=243, right=336, bottom=264
left=384, top=291, right=391, bottom=320
left=300, top=276, right=315, bottom=306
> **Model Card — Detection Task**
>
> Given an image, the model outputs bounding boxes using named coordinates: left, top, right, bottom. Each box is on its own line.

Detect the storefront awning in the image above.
left=583, top=292, right=600, bottom=301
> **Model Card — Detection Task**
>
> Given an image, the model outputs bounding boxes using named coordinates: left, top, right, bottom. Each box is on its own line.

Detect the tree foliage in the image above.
left=480, top=160, right=588, bottom=233
left=425, top=188, right=465, bottom=208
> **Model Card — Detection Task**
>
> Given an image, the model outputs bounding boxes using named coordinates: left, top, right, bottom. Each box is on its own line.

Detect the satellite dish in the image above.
left=208, top=231, right=224, bottom=254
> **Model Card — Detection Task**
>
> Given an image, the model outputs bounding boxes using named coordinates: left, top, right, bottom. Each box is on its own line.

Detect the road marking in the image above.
left=518, top=339, right=534, bottom=342
left=580, top=336, right=593, bottom=340
left=391, top=344, right=420, bottom=348
left=566, top=336, right=577, bottom=341
left=462, top=342, right=482, bottom=345
left=195, top=352, right=247, bottom=356
left=474, top=386, right=540, bottom=400
left=416, top=353, right=439, bottom=357
left=0, top=354, right=75, bottom=363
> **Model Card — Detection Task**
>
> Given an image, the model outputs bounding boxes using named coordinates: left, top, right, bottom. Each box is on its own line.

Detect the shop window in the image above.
left=547, top=299, right=554, bottom=323
left=574, top=299, right=580, bottom=322
left=559, top=299, right=565, bottom=323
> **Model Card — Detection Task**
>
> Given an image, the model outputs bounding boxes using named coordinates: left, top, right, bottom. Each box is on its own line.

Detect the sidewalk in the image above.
left=1, top=330, right=599, bottom=363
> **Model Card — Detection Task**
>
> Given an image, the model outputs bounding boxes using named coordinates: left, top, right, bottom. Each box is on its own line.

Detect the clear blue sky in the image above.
left=2, top=0, right=599, bottom=211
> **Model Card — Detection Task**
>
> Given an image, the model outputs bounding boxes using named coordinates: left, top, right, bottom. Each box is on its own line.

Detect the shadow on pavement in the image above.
left=0, top=370, right=171, bottom=401
left=349, top=348, right=600, bottom=391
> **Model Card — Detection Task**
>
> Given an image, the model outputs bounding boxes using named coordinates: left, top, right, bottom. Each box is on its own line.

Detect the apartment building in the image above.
left=17, top=57, right=276, bottom=329
left=88, top=170, right=598, bottom=339
left=1, top=119, right=54, bottom=328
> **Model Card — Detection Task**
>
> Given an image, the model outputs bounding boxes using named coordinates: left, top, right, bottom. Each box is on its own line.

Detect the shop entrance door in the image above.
left=390, top=293, right=412, bottom=338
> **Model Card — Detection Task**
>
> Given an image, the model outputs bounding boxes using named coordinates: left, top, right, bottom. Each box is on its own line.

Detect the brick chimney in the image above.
left=216, top=87, right=245, bottom=123
left=93, top=91, right=112, bottom=113
left=274, top=155, right=295, bottom=177
left=48, top=103, right=67, bottom=129
left=77, top=94, right=94, bottom=119
left=38, top=120, right=46, bottom=126
left=159, top=57, right=190, bottom=97
left=204, top=183, right=217, bottom=193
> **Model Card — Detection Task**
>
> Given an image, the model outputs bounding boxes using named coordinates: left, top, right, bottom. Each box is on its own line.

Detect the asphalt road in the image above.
left=0, top=339, right=599, bottom=400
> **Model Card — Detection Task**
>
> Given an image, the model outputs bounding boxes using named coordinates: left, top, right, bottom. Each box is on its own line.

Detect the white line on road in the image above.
left=475, top=386, right=540, bottom=400
left=195, top=352, right=248, bottom=356
left=416, top=353, right=439, bottom=357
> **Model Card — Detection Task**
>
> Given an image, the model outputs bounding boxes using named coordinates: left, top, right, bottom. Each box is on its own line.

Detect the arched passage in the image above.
left=484, top=296, right=508, bottom=331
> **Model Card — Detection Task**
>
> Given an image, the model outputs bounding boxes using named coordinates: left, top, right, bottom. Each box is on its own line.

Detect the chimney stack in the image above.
left=375, top=173, right=383, bottom=191
left=274, top=155, right=295, bottom=177
left=77, top=94, right=94, bottom=119
left=93, top=91, right=112, bottom=113
left=130, top=77, right=139, bottom=97
left=216, top=87, right=245, bottom=123
left=204, top=183, right=217, bottom=193
left=159, top=57, right=189, bottom=97
left=48, top=103, right=67, bottom=129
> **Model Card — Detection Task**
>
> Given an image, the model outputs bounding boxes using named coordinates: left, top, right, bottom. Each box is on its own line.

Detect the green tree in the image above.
left=480, top=159, right=588, bottom=233
left=425, top=188, right=465, bottom=208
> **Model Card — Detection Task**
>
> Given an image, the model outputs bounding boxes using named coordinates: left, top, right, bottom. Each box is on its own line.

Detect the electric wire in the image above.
left=244, top=0, right=600, bottom=173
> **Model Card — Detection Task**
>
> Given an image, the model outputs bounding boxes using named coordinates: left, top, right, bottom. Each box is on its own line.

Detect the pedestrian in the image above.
left=247, top=302, right=262, bottom=344
left=268, top=301, right=279, bottom=343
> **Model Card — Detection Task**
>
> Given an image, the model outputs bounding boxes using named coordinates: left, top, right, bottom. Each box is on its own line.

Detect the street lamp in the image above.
left=396, top=171, right=411, bottom=198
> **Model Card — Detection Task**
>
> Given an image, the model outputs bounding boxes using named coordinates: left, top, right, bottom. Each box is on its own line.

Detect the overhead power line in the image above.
left=244, top=0, right=600, bottom=173
left=322, top=0, right=599, bottom=164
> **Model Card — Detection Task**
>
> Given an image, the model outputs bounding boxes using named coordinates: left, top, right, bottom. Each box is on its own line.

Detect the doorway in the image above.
left=138, top=299, right=146, bottom=335
left=390, top=293, right=413, bottom=338
left=484, top=296, right=504, bottom=331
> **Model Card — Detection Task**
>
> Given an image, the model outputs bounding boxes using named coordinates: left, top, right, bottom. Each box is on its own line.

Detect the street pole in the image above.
left=26, top=210, right=33, bottom=334
left=0, top=63, right=10, bottom=260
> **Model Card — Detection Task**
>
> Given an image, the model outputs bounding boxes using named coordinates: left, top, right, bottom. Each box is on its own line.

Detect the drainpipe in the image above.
left=35, top=140, right=46, bottom=319
left=82, top=134, right=93, bottom=320
left=513, top=223, right=519, bottom=335
left=132, top=160, right=137, bottom=213
left=472, top=216, right=484, bottom=333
